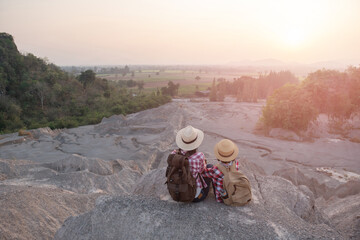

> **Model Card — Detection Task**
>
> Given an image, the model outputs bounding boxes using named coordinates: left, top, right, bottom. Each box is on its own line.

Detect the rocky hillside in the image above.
left=1, top=99, right=359, bottom=239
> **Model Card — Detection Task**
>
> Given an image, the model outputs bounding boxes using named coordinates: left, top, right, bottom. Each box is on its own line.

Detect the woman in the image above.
left=171, top=125, right=211, bottom=202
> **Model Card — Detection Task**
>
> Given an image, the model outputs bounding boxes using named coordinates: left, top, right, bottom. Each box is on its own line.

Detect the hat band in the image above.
left=182, top=135, right=198, bottom=144
left=218, top=150, right=234, bottom=158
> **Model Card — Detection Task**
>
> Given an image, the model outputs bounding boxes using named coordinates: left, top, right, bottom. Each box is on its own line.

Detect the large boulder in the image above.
left=273, top=167, right=360, bottom=199
left=317, top=194, right=360, bottom=239
left=54, top=165, right=343, bottom=240
left=0, top=185, right=100, bottom=240
left=54, top=193, right=341, bottom=240
left=0, top=155, right=143, bottom=195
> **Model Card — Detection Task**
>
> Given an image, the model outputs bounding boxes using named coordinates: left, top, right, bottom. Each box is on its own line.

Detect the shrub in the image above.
left=0, top=95, right=24, bottom=133
left=262, top=84, right=318, bottom=131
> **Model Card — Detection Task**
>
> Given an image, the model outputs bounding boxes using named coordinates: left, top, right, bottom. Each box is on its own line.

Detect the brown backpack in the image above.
left=165, top=150, right=196, bottom=202
left=217, top=162, right=252, bottom=206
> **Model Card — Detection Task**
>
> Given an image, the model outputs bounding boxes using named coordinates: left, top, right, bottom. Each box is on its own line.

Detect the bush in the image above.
left=0, top=95, right=24, bottom=133
left=262, top=84, right=318, bottom=131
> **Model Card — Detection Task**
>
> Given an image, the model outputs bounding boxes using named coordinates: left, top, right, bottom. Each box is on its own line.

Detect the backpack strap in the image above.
left=217, top=163, right=235, bottom=205
left=230, top=161, right=237, bottom=171
left=216, top=163, right=230, bottom=175
left=176, top=148, right=182, bottom=155
left=216, top=163, right=230, bottom=188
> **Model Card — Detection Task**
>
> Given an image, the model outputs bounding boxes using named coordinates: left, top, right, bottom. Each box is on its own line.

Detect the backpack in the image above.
left=217, top=162, right=252, bottom=206
left=165, top=150, right=196, bottom=202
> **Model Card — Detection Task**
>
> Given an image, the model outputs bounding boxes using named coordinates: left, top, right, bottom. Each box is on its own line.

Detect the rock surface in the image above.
left=0, top=185, right=100, bottom=240
left=269, top=128, right=301, bottom=141
left=0, top=99, right=359, bottom=239
left=54, top=194, right=340, bottom=240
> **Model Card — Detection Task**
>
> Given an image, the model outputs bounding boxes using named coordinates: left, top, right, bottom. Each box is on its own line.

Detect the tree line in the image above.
left=261, top=67, right=360, bottom=132
left=209, top=71, right=298, bottom=102
left=0, top=33, right=170, bottom=133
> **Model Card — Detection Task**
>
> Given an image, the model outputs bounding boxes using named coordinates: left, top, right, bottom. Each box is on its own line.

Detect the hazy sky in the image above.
left=1, top=0, right=360, bottom=65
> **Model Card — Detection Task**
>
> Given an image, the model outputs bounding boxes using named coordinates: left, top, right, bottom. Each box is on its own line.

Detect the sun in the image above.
left=283, top=28, right=305, bottom=47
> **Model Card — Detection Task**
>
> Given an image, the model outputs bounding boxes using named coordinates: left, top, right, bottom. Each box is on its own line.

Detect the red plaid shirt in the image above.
left=202, top=160, right=239, bottom=203
left=171, top=149, right=207, bottom=189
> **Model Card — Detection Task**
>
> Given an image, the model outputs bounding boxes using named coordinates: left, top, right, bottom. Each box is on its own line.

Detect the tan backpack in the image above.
left=217, top=162, right=252, bottom=206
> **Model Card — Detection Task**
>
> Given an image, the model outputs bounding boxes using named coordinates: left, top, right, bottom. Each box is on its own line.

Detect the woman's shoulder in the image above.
left=190, top=151, right=205, bottom=159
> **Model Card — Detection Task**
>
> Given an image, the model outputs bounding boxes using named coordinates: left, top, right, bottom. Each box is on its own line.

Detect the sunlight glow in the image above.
left=0, top=0, right=359, bottom=65
left=283, top=28, right=305, bottom=47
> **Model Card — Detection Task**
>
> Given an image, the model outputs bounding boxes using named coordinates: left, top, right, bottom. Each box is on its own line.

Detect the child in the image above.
left=202, top=139, right=240, bottom=203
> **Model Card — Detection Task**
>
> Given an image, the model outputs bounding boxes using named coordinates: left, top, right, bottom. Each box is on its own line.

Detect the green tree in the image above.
left=137, top=80, right=145, bottom=92
left=262, top=84, right=318, bottom=131
left=161, top=81, right=179, bottom=96
left=0, top=95, right=24, bottom=132
left=78, top=70, right=95, bottom=89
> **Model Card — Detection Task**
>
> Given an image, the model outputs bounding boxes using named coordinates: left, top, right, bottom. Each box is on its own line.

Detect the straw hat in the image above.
left=175, top=125, right=204, bottom=151
left=214, top=139, right=239, bottom=162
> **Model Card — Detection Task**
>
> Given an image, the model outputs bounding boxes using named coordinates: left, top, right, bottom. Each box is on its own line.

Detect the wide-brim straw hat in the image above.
left=176, top=125, right=204, bottom=151
left=214, top=139, right=239, bottom=162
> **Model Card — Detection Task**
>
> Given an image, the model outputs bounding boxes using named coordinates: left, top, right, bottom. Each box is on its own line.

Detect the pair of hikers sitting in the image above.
left=166, top=125, right=252, bottom=206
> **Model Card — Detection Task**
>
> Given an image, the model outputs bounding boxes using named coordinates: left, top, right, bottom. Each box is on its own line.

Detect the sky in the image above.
left=1, top=0, right=360, bottom=66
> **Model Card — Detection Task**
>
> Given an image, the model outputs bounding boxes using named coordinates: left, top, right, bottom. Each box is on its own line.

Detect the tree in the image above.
left=262, top=84, right=318, bottom=131
left=195, top=76, right=201, bottom=81
left=0, top=95, right=24, bottom=132
left=167, top=81, right=179, bottom=96
left=236, top=87, right=242, bottom=102
left=161, top=81, right=179, bottom=96
left=348, top=66, right=360, bottom=110
left=32, top=81, right=49, bottom=110
left=78, top=70, right=95, bottom=89
left=137, top=80, right=144, bottom=92
left=217, top=82, right=226, bottom=101
left=209, top=79, right=217, bottom=101
left=0, top=69, right=7, bottom=95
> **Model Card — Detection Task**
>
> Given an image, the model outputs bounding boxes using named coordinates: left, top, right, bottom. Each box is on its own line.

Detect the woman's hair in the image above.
left=183, top=148, right=197, bottom=156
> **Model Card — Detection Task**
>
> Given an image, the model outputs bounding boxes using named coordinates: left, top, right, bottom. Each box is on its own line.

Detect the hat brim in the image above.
left=176, top=127, right=204, bottom=151
left=214, top=143, right=239, bottom=162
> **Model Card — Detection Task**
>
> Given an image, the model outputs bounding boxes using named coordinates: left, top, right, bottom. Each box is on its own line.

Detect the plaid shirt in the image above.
left=202, top=160, right=239, bottom=203
left=171, top=149, right=207, bottom=189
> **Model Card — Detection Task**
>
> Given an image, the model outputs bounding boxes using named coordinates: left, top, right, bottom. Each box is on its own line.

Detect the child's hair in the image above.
left=186, top=149, right=197, bottom=156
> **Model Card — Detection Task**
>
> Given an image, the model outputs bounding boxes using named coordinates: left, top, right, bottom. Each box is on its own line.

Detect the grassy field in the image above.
left=98, top=69, right=259, bottom=96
